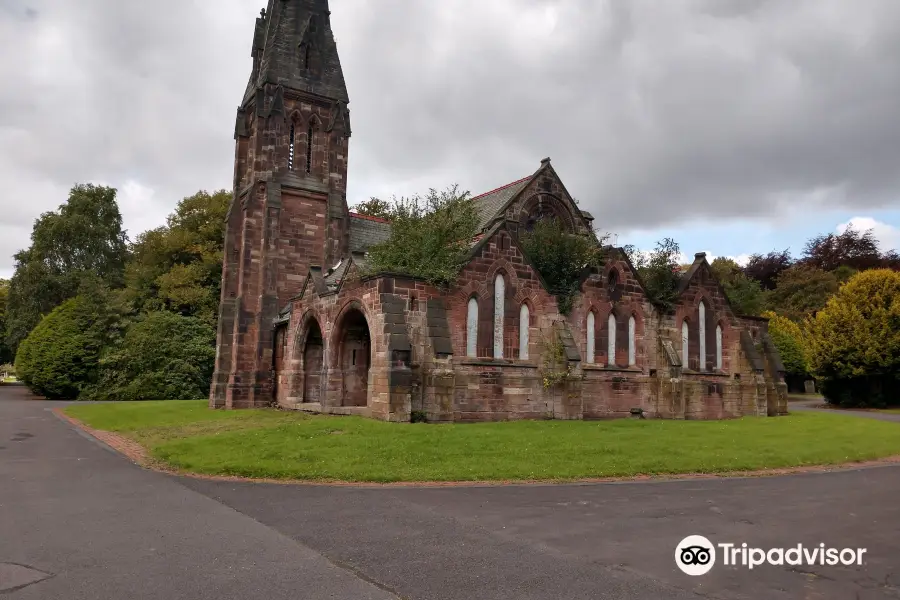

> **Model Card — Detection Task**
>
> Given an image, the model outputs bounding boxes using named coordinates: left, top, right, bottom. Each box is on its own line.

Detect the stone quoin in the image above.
left=210, top=0, right=789, bottom=421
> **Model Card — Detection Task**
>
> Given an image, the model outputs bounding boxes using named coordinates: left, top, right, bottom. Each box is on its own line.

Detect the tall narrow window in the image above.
left=466, top=298, right=478, bottom=357
left=586, top=312, right=595, bottom=363
left=715, top=325, right=723, bottom=371
left=493, top=274, right=505, bottom=358
left=607, top=313, right=616, bottom=366
left=288, top=123, right=295, bottom=170
left=303, top=44, right=310, bottom=70
left=681, top=319, right=689, bottom=367
left=628, top=315, right=636, bottom=366
left=306, top=121, right=315, bottom=174
left=698, top=301, right=707, bottom=371
left=519, top=304, right=530, bottom=360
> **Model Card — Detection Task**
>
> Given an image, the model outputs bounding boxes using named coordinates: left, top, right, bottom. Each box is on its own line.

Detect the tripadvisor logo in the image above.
left=675, top=535, right=867, bottom=576
left=675, top=535, right=716, bottom=576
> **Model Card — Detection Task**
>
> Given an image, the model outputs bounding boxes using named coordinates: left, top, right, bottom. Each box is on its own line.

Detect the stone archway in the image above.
left=302, top=319, right=324, bottom=404
left=336, top=308, right=371, bottom=407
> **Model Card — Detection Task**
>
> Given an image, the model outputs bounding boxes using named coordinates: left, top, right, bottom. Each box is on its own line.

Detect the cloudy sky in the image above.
left=2, top=0, right=900, bottom=277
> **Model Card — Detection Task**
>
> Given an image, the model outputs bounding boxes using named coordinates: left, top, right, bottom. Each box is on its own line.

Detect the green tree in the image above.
left=365, top=185, right=478, bottom=286
left=6, top=184, right=128, bottom=354
left=0, top=280, right=11, bottom=364
left=806, top=269, right=900, bottom=408
left=351, top=197, right=393, bottom=220
left=624, top=238, right=682, bottom=311
left=767, top=265, right=839, bottom=321
left=519, top=219, right=603, bottom=314
left=710, top=257, right=766, bottom=316
left=761, top=311, right=808, bottom=378
left=15, top=286, right=123, bottom=399
left=83, top=311, right=216, bottom=401
left=124, top=190, right=230, bottom=325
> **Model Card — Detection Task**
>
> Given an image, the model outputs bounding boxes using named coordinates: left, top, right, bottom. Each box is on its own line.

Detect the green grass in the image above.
left=65, top=401, right=900, bottom=483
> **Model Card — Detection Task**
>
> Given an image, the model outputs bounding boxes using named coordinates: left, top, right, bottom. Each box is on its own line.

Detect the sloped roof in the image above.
left=473, top=176, right=531, bottom=231
left=349, top=212, right=391, bottom=253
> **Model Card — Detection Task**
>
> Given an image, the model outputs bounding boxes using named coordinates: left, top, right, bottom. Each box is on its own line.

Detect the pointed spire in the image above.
left=244, top=0, right=349, bottom=105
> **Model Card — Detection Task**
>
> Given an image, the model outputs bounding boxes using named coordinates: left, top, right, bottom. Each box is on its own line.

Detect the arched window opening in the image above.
left=493, top=274, right=505, bottom=358
left=519, top=304, right=530, bottom=360
left=303, top=44, right=311, bottom=70
left=607, top=270, right=618, bottom=294
left=607, top=313, right=616, bottom=366
left=628, top=315, right=636, bottom=366
left=699, top=301, right=707, bottom=371
left=715, top=325, right=723, bottom=371
left=306, top=121, right=315, bottom=174
left=466, top=297, right=478, bottom=358
left=681, top=319, right=689, bottom=367
left=586, top=312, right=595, bottom=364
left=288, top=122, right=296, bottom=170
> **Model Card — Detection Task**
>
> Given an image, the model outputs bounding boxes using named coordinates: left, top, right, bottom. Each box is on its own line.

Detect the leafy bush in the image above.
left=15, top=292, right=121, bottom=399
left=520, top=219, right=603, bottom=314
left=83, top=311, right=216, bottom=401
left=364, top=185, right=479, bottom=286
left=711, top=257, right=767, bottom=316
left=806, top=269, right=900, bottom=408
left=761, top=311, right=808, bottom=377
left=624, top=238, right=682, bottom=312
left=767, top=265, right=839, bottom=322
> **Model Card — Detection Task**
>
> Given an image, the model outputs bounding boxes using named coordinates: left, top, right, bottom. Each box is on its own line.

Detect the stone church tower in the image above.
left=210, top=0, right=352, bottom=408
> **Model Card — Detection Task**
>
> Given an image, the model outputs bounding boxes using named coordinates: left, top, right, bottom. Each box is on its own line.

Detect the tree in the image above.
left=802, top=227, right=883, bottom=272
left=5, top=184, right=128, bottom=354
left=806, top=269, right=900, bottom=408
left=624, top=238, right=682, bottom=311
left=743, top=249, right=793, bottom=290
left=0, top=280, right=11, bottom=365
left=83, top=311, right=216, bottom=401
left=351, top=197, right=393, bottom=220
left=15, top=286, right=123, bottom=399
left=767, top=265, right=839, bottom=322
left=365, top=185, right=478, bottom=286
left=520, top=219, right=603, bottom=314
left=762, top=310, right=809, bottom=390
left=709, top=257, right=766, bottom=316
left=124, top=190, right=230, bottom=325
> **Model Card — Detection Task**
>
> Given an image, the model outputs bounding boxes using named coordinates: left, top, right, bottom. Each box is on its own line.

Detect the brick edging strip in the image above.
left=53, top=407, right=900, bottom=488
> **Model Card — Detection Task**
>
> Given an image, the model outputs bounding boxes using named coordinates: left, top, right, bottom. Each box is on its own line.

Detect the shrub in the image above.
left=761, top=311, right=808, bottom=377
left=364, top=185, right=479, bottom=287
left=83, top=311, right=216, bottom=401
left=15, top=294, right=120, bottom=399
left=519, top=219, right=603, bottom=314
left=806, top=269, right=900, bottom=408
left=624, top=238, right=682, bottom=312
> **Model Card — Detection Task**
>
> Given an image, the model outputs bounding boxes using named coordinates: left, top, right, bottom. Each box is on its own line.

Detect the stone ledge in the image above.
left=582, top=365, right=643, bottom=374
left=457, top=359, right=539, bottom=369
left=292, top=403, right=371, bottom=417
left=681, top=370, right=731, bottom=379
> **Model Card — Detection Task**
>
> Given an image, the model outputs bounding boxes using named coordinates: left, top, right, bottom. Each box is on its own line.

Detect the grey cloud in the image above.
left=2, top=0, right=900, bottom=277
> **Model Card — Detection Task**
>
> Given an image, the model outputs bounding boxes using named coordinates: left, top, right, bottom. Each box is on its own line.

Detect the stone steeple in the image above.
left=210, top=0, right=352, bottom=409
left=244, top=0, right=349, bottom=106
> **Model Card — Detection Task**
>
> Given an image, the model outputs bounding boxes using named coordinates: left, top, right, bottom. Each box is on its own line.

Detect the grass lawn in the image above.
left=65, top=401, right=900, bottom=483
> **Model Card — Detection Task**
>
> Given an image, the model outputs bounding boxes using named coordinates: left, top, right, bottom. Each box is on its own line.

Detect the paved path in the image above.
left=790, top=397, right=900, bottom=423
left=2, top=386, right=898, bottom=599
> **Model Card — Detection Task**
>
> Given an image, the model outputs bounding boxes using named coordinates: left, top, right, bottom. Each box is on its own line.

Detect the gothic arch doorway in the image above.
left=302, top=319, right=324, bottom=404
left=335, top=307, right=371, bottom=407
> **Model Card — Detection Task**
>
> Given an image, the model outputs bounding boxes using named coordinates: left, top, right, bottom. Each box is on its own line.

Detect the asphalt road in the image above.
left=1, top=385, right=898, bottom=599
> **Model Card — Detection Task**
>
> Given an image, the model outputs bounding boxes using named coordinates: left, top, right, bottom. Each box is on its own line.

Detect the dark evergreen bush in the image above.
left=15, top=294, right=118, bottom=399
left=83, top=310, right=215, bottom=401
